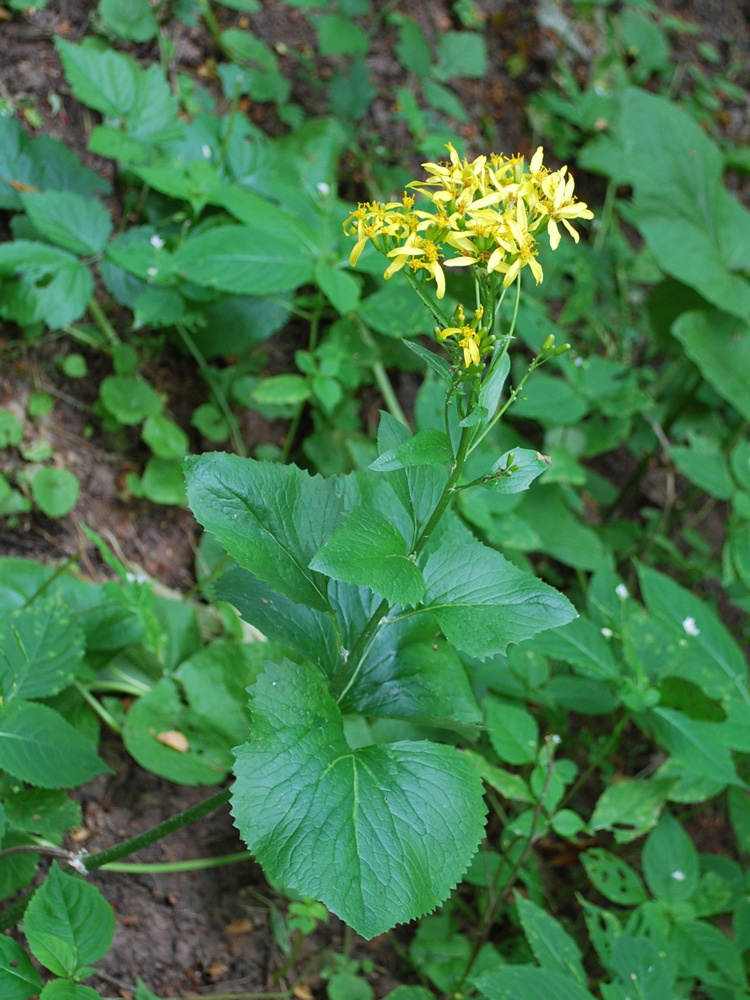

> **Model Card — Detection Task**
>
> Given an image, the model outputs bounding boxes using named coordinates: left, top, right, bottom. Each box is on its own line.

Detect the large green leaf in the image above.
left=642, top=812, right=699, bottom=902
left=589, top=778, right=672, bottom=844
left=173, top=224, right=313, bottom=296
left=645, top=707, right=746, bottom=788
left=419, top=541, right=577, bottom=659
left=528, top=615, right=619, bottom=680
left=24, top=863, right=114, bottom=979
left=310, top=507, right=425, bottom=607
left=369, top=429, right=453, bottom=472
left=672, top=309, right=750, bottom=422
left=0, top=703, right=108, bottom=789
left=376, top=413, right=447, bottom=533
left=20, top=191, right=111, bottom=256
left=472, top=965, right=597, bottom=1000
left=185, top=454, right=343, bottom=611
left=0, top=936, right=42, bottom=1000
left=39, top=982, right=103, bottom=1000
left=0, top=597, right=84, bottom=702
left=231, top=659, right=487, bottom=938
left=580, top=849, right=648, bottom=905
left=609, top=935, right=677, bottom=1000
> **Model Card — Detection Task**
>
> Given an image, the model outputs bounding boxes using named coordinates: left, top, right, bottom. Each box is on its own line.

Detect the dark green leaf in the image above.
left=0, top=597, right=84, bottom=701
left=0, top=936, right=42, bottom=1000
left=0, top=241, right=92, bottom=330
left=642, top=811, right=699, bottom=902
left=420, top=541, right=577, bottom=658
left=473, top=965, right=597, bottom=1000
left=55, top=38, right=138, bottom=117
left=370, top=429, right=452, bottom=472
left=99, top=0, right=158, bottom=41
left=580, top=848, right=648, bottom=905
left=479, top=448, right=551, bottom=495
left=673, top=309, right=750, bottom=422
left=232, top=659, right=487, bottom=938
left=185, top=453, right=343, bottom=611
left=515, top=893, right=586, bottom=984
left=20, top=191, right=111, bottom=256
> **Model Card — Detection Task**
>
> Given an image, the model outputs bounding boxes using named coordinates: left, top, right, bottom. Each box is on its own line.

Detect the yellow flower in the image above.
left=537, top=170, right=595, bottom=250
left=385, top=236, right=447, bottom=298
left=486, top=200, right=543, bottom=287
left=438, top=323, right=482, bottom=367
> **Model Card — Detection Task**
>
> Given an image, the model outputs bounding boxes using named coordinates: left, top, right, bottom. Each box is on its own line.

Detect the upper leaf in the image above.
left=370, top=429, right=453, bottom=472
left=0, top=597, right=84, bottom=702
left=185, top=453, right=343, bottom=611
left=55, top=39, right=138, bottom=118
left=420, top=542, right=577, bottom=659
left=231, top=659, right=487, bottom=938
left=23, top=862, right=114, bottom=979
left=310, top=507, right=425, bottom=607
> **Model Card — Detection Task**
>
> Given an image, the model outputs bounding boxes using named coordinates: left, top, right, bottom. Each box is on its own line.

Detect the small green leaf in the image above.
left=24, top=863, right=114, bottom=979
left=31, top=468, right=79, bottom=518
left=479, top=448, right=551, bottom=495
left=645, top=707, right=746, bottom=788
left=434, top=31, right=487, bottom=80
left=580, top=848, right=649, bottom=905
left=642, top=811, right=699, bottom=902
left=402, top=339, right=453, bottom=383
left=55, top=38, right=138, bottom=117
left=590, top=778, right=672, bottom=844
left=0, top=702, right=109, bottom=789
left=0, top=936, right=42, bottom=1000
left=370, top=429, right=453, bottom=472
left=515, top=893, right=586, bottom=984
left=312, top=14, right=369, bottom=55
left=672, top=919, right=747, bottom=989
left=315, top=261, right=361, bottom=315
left=485, top=697, right=538, bottom=765
left=0, top=241, right=92, bottom=330
left=100, top=375, right=164, bottom=426
left=251, top=375, right=311, bottom=407
left=0, top=411, right=24, bottom=448
left=141, top=414, right=189, bottom=460
left=232, top=659, right=487, bottom=939
left=310, top=507, right=425, bottom=606
left=20, top=191, right=111, bottom=256
left=39, top=982, right=103, bottom=1000
left=59, top=354, right=88, bottom=379
left=0, top=597, right=84, bottom=701
left=140, top=457, right=187, bottom=506
left=99, top=0, right=158, bottom=41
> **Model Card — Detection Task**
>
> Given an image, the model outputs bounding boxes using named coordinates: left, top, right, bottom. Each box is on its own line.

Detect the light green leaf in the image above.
left=99, top=0, right=158, bottom=41
left=485, top=697, right=538, bottom=765
left=511, top=373, right=587, bottom=425
left=590, top=778, right=672, bottom=843
left=370, top=429, right=452, bottom=472
left=251, top=375, right=311, bottom=407
left=673, top=309, right=750, bottom=422
left=0, top=702, right=108, bottom=789
left=185, top=453, right=343, bottom=611
left=3, top=788, right=81, bottom=845
left=55, top=38, right=138, bottom=117
left=479, top=448, right=550, bottom=495
left=434, top=31, right=487, bottom=81
left=642, top=811, right=699, bottom=902
left=312, top=14, right=369, bottom=55
left=0, top=936, right=42, bottom=1000
left=310, top=507, right=425, bottom=607
left=645, top=707, right=746, bottom=788
left=375, top=413, right=447, bottom=530
left=173, top=224, right=313, bottom=296
left=39, top=983, right=103, bottom=1000
left=609, top=934, right=676, bottom=1000
left=472, top=965, right=597, bottom=1000
left=669, top=441, right=735, bottom=500
left=515, top=893, right=586, bottom=983
left=0, top=241, right=92, bottom=330
left=315, top=261, right=360, bottom=315
left=580, top=848, right=648, bottom=905
left=420, top=541, right=577, bottom=659
left=20, top=191, right=111, bottom=256
left=24, top=863, right=114, bottom=979
left=464, top=750, right=532, bottom=802
left=141, top=414, right=189, bottom=460
left=231, top=659, right=487, bottom=939
left=0, top=597, right=84, bottom=701
left=99, top=375, right=164, bottom=426
left=31, top=468, right=79, bottom=518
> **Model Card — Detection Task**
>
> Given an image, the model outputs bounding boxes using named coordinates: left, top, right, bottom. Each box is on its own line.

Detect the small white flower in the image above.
left=316, top=181, right=331, bottom=196
left=601, top=627, right=613, bottom=639
left=682, top=617, right=700, bottom=637
left=126, top=572, right=149, bottom=584
left=201, top=143, right=212, bottom=159
left=574, top=356, right=584, bottom=367
left=147, top=267, right=158, bottom=278
left=671, top=870, right=686, bottom=882
left=616, top=584, right=629, bottom=600
left=149, top=235, right=165, bottom=249
left=550, top=733, right=562, bottom=745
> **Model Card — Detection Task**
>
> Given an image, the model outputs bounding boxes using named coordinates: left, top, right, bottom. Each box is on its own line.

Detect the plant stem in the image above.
left=280, top=300, right=324, bottom=463
left=74, top=681, right=123, bottom=734
left=82, top=787, right=232, bottom=871
left=22, top=549, right=83, bottom=607
left=87, top=298, right=120, bottom=347
left=356, top=319, right=409, bottom=428
left=175, top=321, right=247, bottom=458
left=99, top=851, right=250, bottom=873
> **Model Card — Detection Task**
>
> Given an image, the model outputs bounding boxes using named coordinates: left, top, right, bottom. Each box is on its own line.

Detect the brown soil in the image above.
left=1, top=0, right=749, bottom=996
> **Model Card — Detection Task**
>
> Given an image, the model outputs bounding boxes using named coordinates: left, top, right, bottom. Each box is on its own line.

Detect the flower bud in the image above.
left=541, top=334, right=556, bottom=355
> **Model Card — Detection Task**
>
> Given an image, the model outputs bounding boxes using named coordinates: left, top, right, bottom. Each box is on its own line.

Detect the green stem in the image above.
left=175, top=321, right=247, bottom=458
left=74, top=681, right=122, bottom=734
left=99, top=851, right=249, bottom=874
left=403, top=271, right=450, bottom=328
left=22, top=550, right=82, bottom=608
left=87, top=298, right=120, bottom=347
left=82, top=788, right=231, bottom=872
left=356, top=320, right=409, bottom=428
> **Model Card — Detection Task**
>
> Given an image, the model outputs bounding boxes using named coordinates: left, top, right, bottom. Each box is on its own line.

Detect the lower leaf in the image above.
left=231, top=660, right=487, bottom=938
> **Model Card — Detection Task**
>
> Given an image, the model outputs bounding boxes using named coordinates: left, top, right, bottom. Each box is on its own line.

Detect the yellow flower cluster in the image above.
left=343, top=145, right=593, bottom=299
